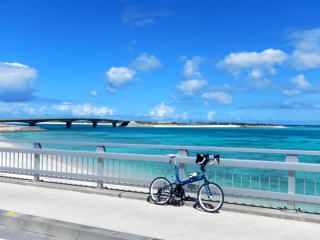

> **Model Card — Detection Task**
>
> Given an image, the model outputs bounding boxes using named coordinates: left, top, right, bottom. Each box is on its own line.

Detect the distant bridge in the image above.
left=0, top=118, right=129, bottom=128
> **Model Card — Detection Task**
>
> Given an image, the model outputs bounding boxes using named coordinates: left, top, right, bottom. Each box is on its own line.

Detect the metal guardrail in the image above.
left=0, top=139, right=319, bottom=211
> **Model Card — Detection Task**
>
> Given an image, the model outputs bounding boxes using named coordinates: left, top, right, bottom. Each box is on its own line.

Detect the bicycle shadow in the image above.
left=147, top=195, right=221, bottom=213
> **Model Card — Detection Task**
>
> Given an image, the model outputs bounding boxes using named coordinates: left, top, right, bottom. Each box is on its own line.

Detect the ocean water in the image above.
left=2, top=124, right=320, bottom=151
left=1, top=124, right=320, bottom=209
left=2, top=124, right=320, bottom=161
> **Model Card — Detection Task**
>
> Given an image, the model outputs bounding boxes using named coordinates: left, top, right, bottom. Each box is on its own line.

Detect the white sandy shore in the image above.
left=37, top=121, right=287, bottom=128
left=154, top=124, right=241, bottom=128
left=153, top=124, right=286, bottom=128
left=0, top=124, right=46, bottom=132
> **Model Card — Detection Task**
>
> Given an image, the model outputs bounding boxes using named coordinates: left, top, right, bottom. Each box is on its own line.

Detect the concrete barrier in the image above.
left=0, top=208, right=160, bottom=240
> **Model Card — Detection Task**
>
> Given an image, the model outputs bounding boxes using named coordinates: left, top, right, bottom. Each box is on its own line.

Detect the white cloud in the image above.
left=130, top=53, right=162, bottom=72
left=0, top=103, right=49, bottom=117
left=202, top=91, right=233, bottom=104
left=106, top=87, right=117, bottom=93
left=89, top=90, right=98, bottom=97
left=53, top=103, right=114, bottom=117
left=106, top=67, right=136, bottom=89
left=282, top=89, right=301, bottom=95
left=134, top=18, right=154, bottom=27
left=290, top=28, right=320, bottom=70
left=282, top=74, right=311, bottom=95
left=122, top=6, right=171, bottom=27
left=127, top=40, right=137, bottom=52
left=177, top=79, right=208, bottom=95
left=290, top=74, right=310, bottom=89
left=0, top=62, right=37, bottom=101
left=218, top=48, right=288, bottom=76
left=183, top=56, right=205, bottom=78
left=249, top=69, right=263, bottom=79
left=23, top=106, right=36, bottom=115
left=207, top=111, right=216, bottom=121
left=149, top=102, right=174, bottom=118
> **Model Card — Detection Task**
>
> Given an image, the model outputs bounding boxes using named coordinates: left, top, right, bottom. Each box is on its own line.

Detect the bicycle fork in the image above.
left=204, top=183, right=213, bottom=199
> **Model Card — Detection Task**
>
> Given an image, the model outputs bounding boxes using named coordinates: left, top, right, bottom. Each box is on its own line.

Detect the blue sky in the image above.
left=1, top=0, right=320, bottom=124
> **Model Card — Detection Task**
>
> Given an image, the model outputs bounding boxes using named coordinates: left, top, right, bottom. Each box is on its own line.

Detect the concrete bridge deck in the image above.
left=0, top=180, right=319, bottom=240
left=0, top=118, right=129, bottom=128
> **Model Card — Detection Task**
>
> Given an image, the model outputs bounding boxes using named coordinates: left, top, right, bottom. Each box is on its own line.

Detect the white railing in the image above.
left=0, top=139, right=320, bottom=211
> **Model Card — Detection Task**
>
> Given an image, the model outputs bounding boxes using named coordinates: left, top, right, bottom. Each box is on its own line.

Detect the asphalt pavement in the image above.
left=0, top=181, right=319, bottom=240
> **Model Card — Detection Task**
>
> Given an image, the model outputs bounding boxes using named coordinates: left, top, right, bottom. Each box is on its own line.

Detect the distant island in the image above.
left=0, top=120, right=287, bottom=133
left=132, top=121, right=286, bottom=128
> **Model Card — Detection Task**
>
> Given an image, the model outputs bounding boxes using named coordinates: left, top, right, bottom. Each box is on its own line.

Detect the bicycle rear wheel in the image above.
left=197, top=182, right=224, bottom=213
left=149, top=177, right=172, bottom=205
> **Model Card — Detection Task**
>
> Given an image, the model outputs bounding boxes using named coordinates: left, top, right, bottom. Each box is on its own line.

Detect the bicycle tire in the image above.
left=149, top=177, right=172, bottom=205
left=197, top=182, right=224, bottom=213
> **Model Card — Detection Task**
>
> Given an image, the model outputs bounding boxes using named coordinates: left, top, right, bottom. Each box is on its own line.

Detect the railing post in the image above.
left=286, top=153, right=298, bottom=212
left=96, top=145, right=106, bottom=189
left=33, top=142, right=42, bottom=181
left=177, top=149, right=188, bottom=181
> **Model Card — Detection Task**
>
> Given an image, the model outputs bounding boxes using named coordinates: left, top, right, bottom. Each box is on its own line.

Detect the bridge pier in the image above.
left=29, top=122, right=37, bottom=126
left=92, top=121, right=98, bottom=128
left=66, top=121, right=72, bottom=128
left=112, top=121, right=117, bottom=127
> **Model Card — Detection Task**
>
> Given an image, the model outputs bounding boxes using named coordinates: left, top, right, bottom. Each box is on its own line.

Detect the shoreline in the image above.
left=153, top=124, right=286, bottom=128
left=1, top=122, right=287, bottom=130
left=38, top=122, right=287, bottom=128
left=0, top=124, right=46, bottom=133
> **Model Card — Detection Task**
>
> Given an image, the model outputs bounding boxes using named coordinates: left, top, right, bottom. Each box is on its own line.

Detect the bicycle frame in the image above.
left=171, top=157, right=213, bottom=198
left=173, top=162, right=207, bottom=185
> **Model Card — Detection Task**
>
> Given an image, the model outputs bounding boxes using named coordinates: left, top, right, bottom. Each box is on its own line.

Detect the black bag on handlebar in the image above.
left=196, top=153, right=209, bottom=164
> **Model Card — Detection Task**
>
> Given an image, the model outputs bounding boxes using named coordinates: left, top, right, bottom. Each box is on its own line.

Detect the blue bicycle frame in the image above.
left=170, top=159, right=213, bottom=198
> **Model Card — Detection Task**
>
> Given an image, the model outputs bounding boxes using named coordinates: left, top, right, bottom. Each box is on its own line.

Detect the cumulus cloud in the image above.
left=282, top=74, right=311, bottom=96
left=0, top=62, right=37, bottom=101
left=202, top=91, right=233, bottom=104
left=176, top=56, right=207, bottom=96
left=0, top=103, right=49, bottom=117
left=249, top=69, right=263, bottom=79
left=183, top=56, right=205, bottom=79
left=218, top=48, right=288, bottom=77
left=290, top=28, right=320, bottom=70
left=89, top=90, right=98, bottom=97
left=290, top=74, right=310, bottom=89
left=177, top=79, right=208, bottom=95
left=106, top=67, right=136, bottom=90
left=149, top=102, right=174, bottom=118
left=53, top=103, right=114, bottom=117
left=130, top=53, right=162, bottom=72
left=207, top=111, right=216, bottom=121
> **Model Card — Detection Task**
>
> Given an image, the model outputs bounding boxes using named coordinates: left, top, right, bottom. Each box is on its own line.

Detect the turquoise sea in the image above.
left=1, top=124, right=320, bottom=210
left=1, top=124, right=320, bottom=152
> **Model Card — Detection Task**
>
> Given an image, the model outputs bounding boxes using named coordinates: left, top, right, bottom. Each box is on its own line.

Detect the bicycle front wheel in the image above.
left=197, top=182, right=224, bottom=213
left=149, top=177, right=172, bottom=205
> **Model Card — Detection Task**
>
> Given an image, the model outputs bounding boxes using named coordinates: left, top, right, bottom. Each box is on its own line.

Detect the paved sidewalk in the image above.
left=0, top=181, right=319, bottom=240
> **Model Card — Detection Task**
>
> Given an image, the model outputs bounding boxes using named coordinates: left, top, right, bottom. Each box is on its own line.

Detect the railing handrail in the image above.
left=1, top=139, right=320, bottom=156
left=1, top=140, right=320, bottom=209
left=1, top=146, right=320, bottom=173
